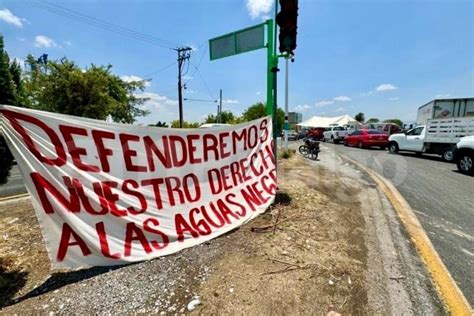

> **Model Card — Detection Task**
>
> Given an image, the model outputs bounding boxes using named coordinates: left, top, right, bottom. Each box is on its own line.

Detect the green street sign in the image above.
left=209, top=23, right=265, bottom=61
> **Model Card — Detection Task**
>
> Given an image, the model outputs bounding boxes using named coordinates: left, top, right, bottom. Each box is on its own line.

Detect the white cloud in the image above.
left=182, top=75, right=193, bottom=81
left=139, top=92, right=178, bottom=110
left=246, top=0, right=273, bottom=19
left=360, top=91, right=373, bottom=97
left=333, top=96, right=351, bottom=102
left=334, top=107, right=345, bottom=113
left=137, top=92, right=178, bottom=125
left=34, top=35, right=58, bottom=48
left=293, top=104, right=311, bottom=112
left=376, top=83, right=398, bottom=92
left=223, top=99, right=239, bottom=104
left=0, top=9, right=25, bottom=27
left=315, top=100, right=334, bottom=107
left=389, top=97, right=399, bottom=101
left=64, top=40, right=72, bottom=46
left=435, top=94, right=451, bottom=99
left=256, top=91, right=261, bottom=96
left=121, top=75, right=151, bottom=87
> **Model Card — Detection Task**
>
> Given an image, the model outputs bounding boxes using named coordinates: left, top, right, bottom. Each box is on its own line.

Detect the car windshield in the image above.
left=333, top=127, right=345, bottom=131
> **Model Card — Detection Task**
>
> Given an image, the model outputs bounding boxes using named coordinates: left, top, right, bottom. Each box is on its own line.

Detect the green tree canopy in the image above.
left=0, top=35, right=18, bottom=106
left=148, top=121, right=169, bottom=128
left=366, top=118, right=379, bottom=123
left=241, top=102, right=284, bottom=136
left=355, top=112, right=365, bottom=123
left=383, top=119, right=403, bottom=127
left=0, top=35, right=19, bottom=183
left=204, top=110, right=236, bottom=124
left=171, top=120, right=200, bottom=128
left=22, top=56, right=149, bottom=123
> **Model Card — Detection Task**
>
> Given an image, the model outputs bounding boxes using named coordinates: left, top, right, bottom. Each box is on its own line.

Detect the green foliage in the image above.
left=383, top=119, right=403, bottom=127
left=241, top=102, right=285, bottom=135
left=204, top=110, right=236, bottom=124
left=280, top=149, right=294, bottom=159
left=0, top=36, right=17, bottom=106
left=170, top=120, right=200, bottom=128
left=0, top=35, right=19, bottom=184
left=148, top=121, right=169, bottom=128
left=22, top=56, right=149, bottom=123
left=355, top=112, right=365, bottom=123
left=366, top=118, right=379, bottom=123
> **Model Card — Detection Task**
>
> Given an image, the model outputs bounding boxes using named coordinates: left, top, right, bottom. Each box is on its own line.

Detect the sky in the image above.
left=0, top=0, right=473, bottom=125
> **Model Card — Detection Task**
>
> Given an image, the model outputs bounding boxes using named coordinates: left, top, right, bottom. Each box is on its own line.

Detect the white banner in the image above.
left=0, top=105, right=276, bottom=270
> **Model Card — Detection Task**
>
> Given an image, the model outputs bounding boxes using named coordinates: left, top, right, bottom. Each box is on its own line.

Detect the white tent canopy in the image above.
left=297, top=115, right=358, bottom=128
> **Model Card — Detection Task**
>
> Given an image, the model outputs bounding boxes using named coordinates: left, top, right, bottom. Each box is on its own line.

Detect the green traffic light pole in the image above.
left=266, top=19, right=279, bottom=163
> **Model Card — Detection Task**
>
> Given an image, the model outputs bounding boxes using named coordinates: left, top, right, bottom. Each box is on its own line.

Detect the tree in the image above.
left=204, top=110, right=236, bottom=124
left=383, top=119, right=403, bottom=127
left=171, top=120, right=200, bottom=128
left=148, top=121, right=169, bottom=128
left=0, top=35, right=19, bottom=183
left=241, top=102, right=285, bottom=136
left=355, top=112, right=365, bottom=123
left=366, top=118, right=379, bottom=123
left=0, top=35, right=16, bottom=106
left=22, top=57, right=149, bottom=123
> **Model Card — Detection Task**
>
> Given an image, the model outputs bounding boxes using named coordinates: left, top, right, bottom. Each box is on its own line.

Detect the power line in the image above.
left=191, top=59, right=216, bottom=100
left=30, top=1, right=180, bottom=49
left=185, top=46, right=208, bottom=85
left=142, top=61, right=177, bottom=78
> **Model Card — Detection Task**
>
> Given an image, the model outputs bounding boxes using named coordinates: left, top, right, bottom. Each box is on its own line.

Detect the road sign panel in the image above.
left=209, top=23, right=265, bottom=61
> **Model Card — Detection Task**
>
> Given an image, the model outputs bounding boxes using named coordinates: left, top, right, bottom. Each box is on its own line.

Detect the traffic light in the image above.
left=276, top=0, right=298, bottom=55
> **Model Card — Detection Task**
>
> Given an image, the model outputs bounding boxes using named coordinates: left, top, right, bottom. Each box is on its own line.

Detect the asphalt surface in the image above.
left=0, top=165, right=27, bottom=198
left=315, top=141, right=474, bottom=306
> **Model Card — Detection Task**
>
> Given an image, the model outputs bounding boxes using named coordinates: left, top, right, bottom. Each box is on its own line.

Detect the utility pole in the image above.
left=176, top=47, right=192, bottom=128
left=218, top=89, right=223, bottom=123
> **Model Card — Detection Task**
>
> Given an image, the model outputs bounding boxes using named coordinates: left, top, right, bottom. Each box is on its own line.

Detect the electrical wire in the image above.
left=142, top=61, right=177, bottom=78
left=30, top=1, right=180, bottom=50
left=191, top=59, right=216, bottom=100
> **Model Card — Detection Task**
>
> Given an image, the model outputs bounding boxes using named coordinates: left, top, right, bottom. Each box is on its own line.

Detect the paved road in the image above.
left=314, top=141, right=474, bottom=306
left=0, top=165, right=27, bottom=198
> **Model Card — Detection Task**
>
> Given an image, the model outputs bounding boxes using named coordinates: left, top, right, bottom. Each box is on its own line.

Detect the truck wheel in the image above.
left=388, top=142, right=399, bottom=154
left=457, top=153, right=474, bottom=175
left=442, top=147, right=455, bottom=162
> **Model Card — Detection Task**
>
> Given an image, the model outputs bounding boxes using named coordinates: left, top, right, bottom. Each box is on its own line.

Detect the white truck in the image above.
left=322, top=126, right=348, bottom=144
left=388, top=117, right=474, bottom=161
left=455, top=136, right=474, bottom=175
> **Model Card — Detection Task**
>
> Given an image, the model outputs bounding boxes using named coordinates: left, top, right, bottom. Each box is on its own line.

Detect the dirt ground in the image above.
left=0, top=152, right=443, bottom=314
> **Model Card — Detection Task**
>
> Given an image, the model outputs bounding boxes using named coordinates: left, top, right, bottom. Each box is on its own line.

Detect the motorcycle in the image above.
left=299, top=137, right=320, bottom=160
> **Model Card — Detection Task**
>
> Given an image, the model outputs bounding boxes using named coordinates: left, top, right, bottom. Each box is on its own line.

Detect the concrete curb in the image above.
left=339, top=154, right=472, bottom=315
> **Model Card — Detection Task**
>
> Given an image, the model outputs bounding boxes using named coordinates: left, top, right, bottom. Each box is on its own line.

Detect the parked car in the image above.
left=287, top=130, right=298, bottom=141
left=307, top=127, right=326, bottom=140
left=323, top=126, right=348, bottom=144
left=297, top=129, right=307, bottom=139
left=344, top=129, right=388, bottom=149
left=388, top=117, right=474, bottom=162
left=455, top=136, right=474, bottom=175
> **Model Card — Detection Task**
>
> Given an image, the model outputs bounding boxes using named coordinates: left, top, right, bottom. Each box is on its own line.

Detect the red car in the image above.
left=343, top=129, right=388, bottom=149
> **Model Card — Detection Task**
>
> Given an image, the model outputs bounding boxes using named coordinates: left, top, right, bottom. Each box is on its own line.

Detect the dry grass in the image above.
left=194, top=154, right=368, bottom=315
